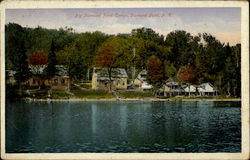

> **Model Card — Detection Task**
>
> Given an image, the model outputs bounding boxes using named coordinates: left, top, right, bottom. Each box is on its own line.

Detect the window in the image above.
left=61, top=79, right=65, bottom=84
left=32, top=79, right=36, bottom=84
left=54, top=79, right=58, bottom=84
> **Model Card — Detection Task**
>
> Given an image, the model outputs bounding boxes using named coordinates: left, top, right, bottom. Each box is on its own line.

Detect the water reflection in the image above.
left=6, top=100, right=241, bottom=153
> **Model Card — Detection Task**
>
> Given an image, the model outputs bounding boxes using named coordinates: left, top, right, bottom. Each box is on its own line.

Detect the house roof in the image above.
left=197, top=82, right=217, bottom=92
left=165, top=77, right=180, bottom=86
left=93, top=67, right=128, bottom=80
left=138, top=69, right=147, bottom=76
left=29, top=65, right=69, bottom=78
left=6, top=70, right=17, bottom=77
left=141, top=81, right=152, bottom=89
left=136, top=69, right=147, bottom=81
left=183, top=85, right=196, bottom=92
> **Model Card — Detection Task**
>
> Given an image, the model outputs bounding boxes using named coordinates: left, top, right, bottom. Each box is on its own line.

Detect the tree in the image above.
left=165, top=30, right=200, bottom=68
left=177, top=66, right=196, bottom=84
left=28, top=50, right=48, bottom=65
left=45, top=40, right=57, bottom=78
left=95, top=38, right=118, bottom=92
left=164, top=60, right=177, bottom=79
left=14, top=41, right=31, bottom=94
left=177, top=66, right=196, bottom=97
left=56, top=32, right=109, bottom=81
left=45, top=40, right=58, bottom=92
left=5, top=23, right=27, bottom=71
left=146, top=55, right=164, bottom=88
left=132, top=27, right=164, bottom=45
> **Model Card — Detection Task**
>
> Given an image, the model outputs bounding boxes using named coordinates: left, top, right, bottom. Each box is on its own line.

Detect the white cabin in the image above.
left=197, top=83, right=217, bottom=96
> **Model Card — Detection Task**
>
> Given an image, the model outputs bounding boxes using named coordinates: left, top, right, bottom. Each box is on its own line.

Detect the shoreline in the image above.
left=23, top=97, right=241, bottom=102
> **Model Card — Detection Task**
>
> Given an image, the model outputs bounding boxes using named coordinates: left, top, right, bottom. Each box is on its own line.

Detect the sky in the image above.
left=6, top=8, right=241, bottom=45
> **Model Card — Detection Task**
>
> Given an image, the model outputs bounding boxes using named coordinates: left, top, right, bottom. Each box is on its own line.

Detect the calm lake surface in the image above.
left=6, top=100, right=241, bottom=153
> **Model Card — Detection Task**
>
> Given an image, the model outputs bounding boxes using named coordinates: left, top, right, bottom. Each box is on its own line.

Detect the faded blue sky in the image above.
left=6, top=8, right=241, bottom=45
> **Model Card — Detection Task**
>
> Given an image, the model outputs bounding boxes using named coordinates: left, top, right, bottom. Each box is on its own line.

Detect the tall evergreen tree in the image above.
left=46, top=40, right=57, bottom=78
left=14, top=40, right=31, bottom=94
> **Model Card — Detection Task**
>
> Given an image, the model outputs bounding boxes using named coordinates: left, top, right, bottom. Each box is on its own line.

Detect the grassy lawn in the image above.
left=79, top=83, right=92, bottom=89
left=29, top=89, right=49, bottom=99
left=118, top=91, right=154, bottom=98
left=51, top=90, right=72, bottom=99
left=165, top=96, right=240, bottom=101
left=70, top=85, right=115, bottom=98
left=23, top=85, right=240, bottom=100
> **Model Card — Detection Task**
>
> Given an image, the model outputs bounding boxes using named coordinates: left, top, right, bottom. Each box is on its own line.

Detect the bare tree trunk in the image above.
left=227, top=81, right=231, bottom=97
left=108, top=68, right=112, bottom=93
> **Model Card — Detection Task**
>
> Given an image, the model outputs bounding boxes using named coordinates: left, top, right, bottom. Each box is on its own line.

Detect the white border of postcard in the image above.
left=0, top=1, right=249, bottom=160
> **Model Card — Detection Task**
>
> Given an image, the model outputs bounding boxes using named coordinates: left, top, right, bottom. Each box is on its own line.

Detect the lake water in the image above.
left=6, top=100, right=241, bottom=153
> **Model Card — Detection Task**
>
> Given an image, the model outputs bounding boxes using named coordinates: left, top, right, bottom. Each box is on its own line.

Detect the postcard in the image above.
left=0, top=0, right=249, bottom=160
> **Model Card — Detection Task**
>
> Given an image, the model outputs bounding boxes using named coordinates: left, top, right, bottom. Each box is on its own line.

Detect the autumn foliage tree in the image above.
left=146, top=55, right=164, bottom=88
left=177, top=66, right=196, bottom=83
left=95, top=38, right=117, bottom=92
left=28, top=50, right=48, bottom=89
left=28, top=50, right=48, bottom=65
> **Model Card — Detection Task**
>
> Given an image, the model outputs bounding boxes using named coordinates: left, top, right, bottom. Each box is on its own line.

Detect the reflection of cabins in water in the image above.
left=197, top=83, right=218, bottom=96
left=29, top=65, right=70, bottom=90
left=92, top=67, right=128, bottom=90
left=133, top=69, right=152, bottom=91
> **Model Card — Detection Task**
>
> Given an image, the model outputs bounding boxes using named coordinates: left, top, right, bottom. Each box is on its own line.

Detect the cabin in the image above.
left=197, top=83, right=218, bottom=96
left=158, top=78, right=184, bottom=97
left=133, top=70, right=153, bottom=91
left=6, top=70, right=17, bottom=85
left=28, top=65, right=70, bottom=90
left=183, top=84, right=197, bottom=96
left=134, top=69, right=147, bottom=87
left=92, top=67, right=128, bottom=90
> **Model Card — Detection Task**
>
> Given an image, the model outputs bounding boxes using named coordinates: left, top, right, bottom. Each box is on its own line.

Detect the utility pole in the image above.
left=131, top=48, right=136, bottom=82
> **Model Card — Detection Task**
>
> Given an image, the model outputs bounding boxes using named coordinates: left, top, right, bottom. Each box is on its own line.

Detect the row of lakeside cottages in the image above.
left=6, top=66, right=218, bottom=97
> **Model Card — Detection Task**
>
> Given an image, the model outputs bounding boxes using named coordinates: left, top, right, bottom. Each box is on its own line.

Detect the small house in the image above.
left=183, top=84, right=197, bottom=96
left=134, top=69, right=147, bottom=87
left=28, top=65, right=70, bottom=90
left=133, top=70, right=153, bottom=91
left=158, top=78, right=184, bottom=97
left=197, top=83, right=218, bottom=96
left=92, top=67, right=128, bottom=90
left=141, top=81, right=153, bottom=91
left=6, top=70, right=17, bottom=85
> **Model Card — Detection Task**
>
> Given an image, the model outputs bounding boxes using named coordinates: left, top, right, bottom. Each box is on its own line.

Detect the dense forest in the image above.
left=5, top=23, right=241, bottom=97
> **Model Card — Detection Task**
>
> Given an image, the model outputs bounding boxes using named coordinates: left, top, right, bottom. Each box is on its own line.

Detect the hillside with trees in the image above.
left=5, top=23, right=241, bottom=97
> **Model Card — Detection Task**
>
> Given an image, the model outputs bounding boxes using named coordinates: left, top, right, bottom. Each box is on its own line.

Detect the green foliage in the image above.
left=70, top=87, right=115, bottom=99
left=56, top=32, right=109, bottom=81
left=45, top=40, right=57, bottom=78
left=165, top=30, right=199, bottom=68
left=5, top=23, right=241, bottom=97
left=132, top=27, right=164, bottom=45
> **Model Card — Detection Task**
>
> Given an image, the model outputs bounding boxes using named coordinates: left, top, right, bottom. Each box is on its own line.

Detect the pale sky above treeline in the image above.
left=6, top=8, right=241, bottom=45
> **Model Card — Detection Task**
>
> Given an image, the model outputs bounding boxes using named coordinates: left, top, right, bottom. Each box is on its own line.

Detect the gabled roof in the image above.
left=6, top=70, right=17, bottom=77
left=29, top=65, right=69, bottom=77
left=141, top=81, right=152, bottom=89
left=165, top=77, right=180, bottom=86
left=183, top=85, right=196, bottom=92
left=136, top=69, right=147, bottom=81
left=197, top=82, right=217, bottom=92
left=138, top=69, right=147, bottom=76
left=55, top=65, right=69, bottom=77
left=93, top=67, right=128, bottom=80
